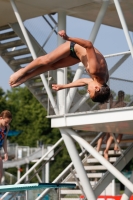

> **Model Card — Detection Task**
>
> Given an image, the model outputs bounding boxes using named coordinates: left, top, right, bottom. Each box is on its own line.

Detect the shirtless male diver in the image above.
left=9, top=30, right=110, bottom=103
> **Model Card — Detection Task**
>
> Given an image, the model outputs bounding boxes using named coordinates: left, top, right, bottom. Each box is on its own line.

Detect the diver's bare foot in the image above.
left=9, top=68, right=25, bottom=86
left=10, top=76, right=27, bottom=87
left=114, top=145, right=119, bottom=151
left=104, top=151, right=109, bottom=160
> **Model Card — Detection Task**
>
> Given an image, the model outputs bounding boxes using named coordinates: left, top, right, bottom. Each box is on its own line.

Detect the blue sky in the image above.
left=0, top=16, right=132, bottom=92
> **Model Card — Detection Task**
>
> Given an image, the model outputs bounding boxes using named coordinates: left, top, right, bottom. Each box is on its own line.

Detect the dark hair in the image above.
left=91, top=84, right=110, bottom=104
left=118, top=90, right=125, bottom=97
left=0, top=110, right=12, bottom=119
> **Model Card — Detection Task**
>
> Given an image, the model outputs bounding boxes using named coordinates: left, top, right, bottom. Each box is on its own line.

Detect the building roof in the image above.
left=0, top=0, right=133, bottom=30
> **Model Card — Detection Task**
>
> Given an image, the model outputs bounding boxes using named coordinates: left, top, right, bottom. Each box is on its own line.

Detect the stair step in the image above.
left=65, top=181, right=97, bottom=186
left=29, top=82, right=44, bottom=88
left=61, top=190, right=82, bottom=194
left=0, top=31, right=17, bottom=40
left=75, top=173, right=103, bottom=178
left=61, top=199, right=79, bottom=200
left=41, top=98, right=47, bottom=103
left=1, top=48, right=30, bottom=57
left=101, top=142, right=128, bottom=149
left=9, top=57, right=33, bottom=65
left=0, top=40, right=24, bottom=49
left=34, top=90, right=47, bottom=96
left=84, top=165, right=106, bottom=170
left=87, top=173, right=103, bottom=178
left=0, top=25, right=11, bottom=31
left=121, top=139, right=133, bottom=143
left=87, top=157, right=117, bottom=163
left=99, top=150, right=122, bottom=155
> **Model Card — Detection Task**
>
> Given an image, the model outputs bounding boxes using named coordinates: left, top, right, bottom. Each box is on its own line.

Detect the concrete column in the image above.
left=42, top=162, right=45, bottom=183
left=121, top=172, right=133, bottom=200
left=112, top=179, right=116, bottom=196
left=61, top=128, right=96, bottom=200
left=17, top=166, right=21, bottom=181
left=25, top=164, right=29, bottom=182
left=45, top=162, right=50, bottom=183
left=57, top=12, right=66, bottom=114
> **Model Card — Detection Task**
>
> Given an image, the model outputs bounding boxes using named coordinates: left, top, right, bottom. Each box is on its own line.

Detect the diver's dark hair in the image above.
left=91, top=84, right=110, bottom=104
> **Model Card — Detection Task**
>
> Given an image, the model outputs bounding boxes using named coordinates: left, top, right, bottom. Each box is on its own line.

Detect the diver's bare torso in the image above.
left=73, top=43, right=109, bottom=83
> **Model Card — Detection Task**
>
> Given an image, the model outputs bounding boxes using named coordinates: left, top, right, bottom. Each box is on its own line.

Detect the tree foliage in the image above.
left=4, top=87, right=61, bottom=146
left=0, top=86, right=72, bottom=181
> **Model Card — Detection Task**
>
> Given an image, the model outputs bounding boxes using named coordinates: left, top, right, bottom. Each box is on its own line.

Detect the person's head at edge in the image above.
left=0, top=110, right=12, bottom=130
left=118, top=90, right=125, bottom=101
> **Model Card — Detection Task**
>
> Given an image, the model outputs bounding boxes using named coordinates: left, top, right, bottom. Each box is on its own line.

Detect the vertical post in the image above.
left=25, top=164, right=29, bottom=200
left=17, top=167, right=21, bottom=181
left=42, top=162, right=45, bottom=182
left=121, top=172, right=133, bottom=200
left=45, top=162, right=50, bottom=183
left=57, top=12, right=66, bottom=114
left=112, top=179, right=115, bottom=196
left=25, top=164, right=29, bottom=181
left=1, top=170, right=5, bottom=185
left=57, top=12, right=95, bottom=200
left=114, top=0, right=133, bottom=59
left=25, top=191, right=28, bottom=200
left=60, top=128, right=96, bottom=200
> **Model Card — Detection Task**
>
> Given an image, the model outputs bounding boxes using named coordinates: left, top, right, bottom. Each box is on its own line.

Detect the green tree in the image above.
left=5, top=87, right=60, bottom=146
left=0, top=88, right=7, bottom=111
left=4, top=86, right=67, bottom=181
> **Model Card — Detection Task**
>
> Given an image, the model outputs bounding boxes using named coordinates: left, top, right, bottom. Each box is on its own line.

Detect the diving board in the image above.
left=0, top=183, right=76, bottom=192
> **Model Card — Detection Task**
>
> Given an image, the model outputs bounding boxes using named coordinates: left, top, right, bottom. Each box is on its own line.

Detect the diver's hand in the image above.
left=52, top=84, right=64, bottom=91
left=58, top=30, right=69, bottom=40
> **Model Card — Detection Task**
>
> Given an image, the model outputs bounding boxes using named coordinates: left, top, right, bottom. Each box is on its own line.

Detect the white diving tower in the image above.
left=0, top=0, right=133, bottom=200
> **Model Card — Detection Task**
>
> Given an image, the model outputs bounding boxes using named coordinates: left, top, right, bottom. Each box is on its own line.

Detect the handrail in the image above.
left=1, top=137, right=63, bottom=199
left=36, top=132, right=104, bottom=200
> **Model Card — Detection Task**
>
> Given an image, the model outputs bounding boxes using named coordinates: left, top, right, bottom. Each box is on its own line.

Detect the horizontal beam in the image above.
left=50, top=107, right=133, bottom=134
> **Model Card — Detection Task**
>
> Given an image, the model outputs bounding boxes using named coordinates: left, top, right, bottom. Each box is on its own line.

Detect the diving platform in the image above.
left=50, top=107, right=133, bottom=134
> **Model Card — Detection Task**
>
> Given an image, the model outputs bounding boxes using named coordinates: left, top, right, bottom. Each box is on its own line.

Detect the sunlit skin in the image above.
left=51, top=78, right=102, bottom=98
left=9, top=30, right=109, bottom=99
left=0, top=117, right=12, bottom=130
left=0, top=117, right=12, bottom=184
